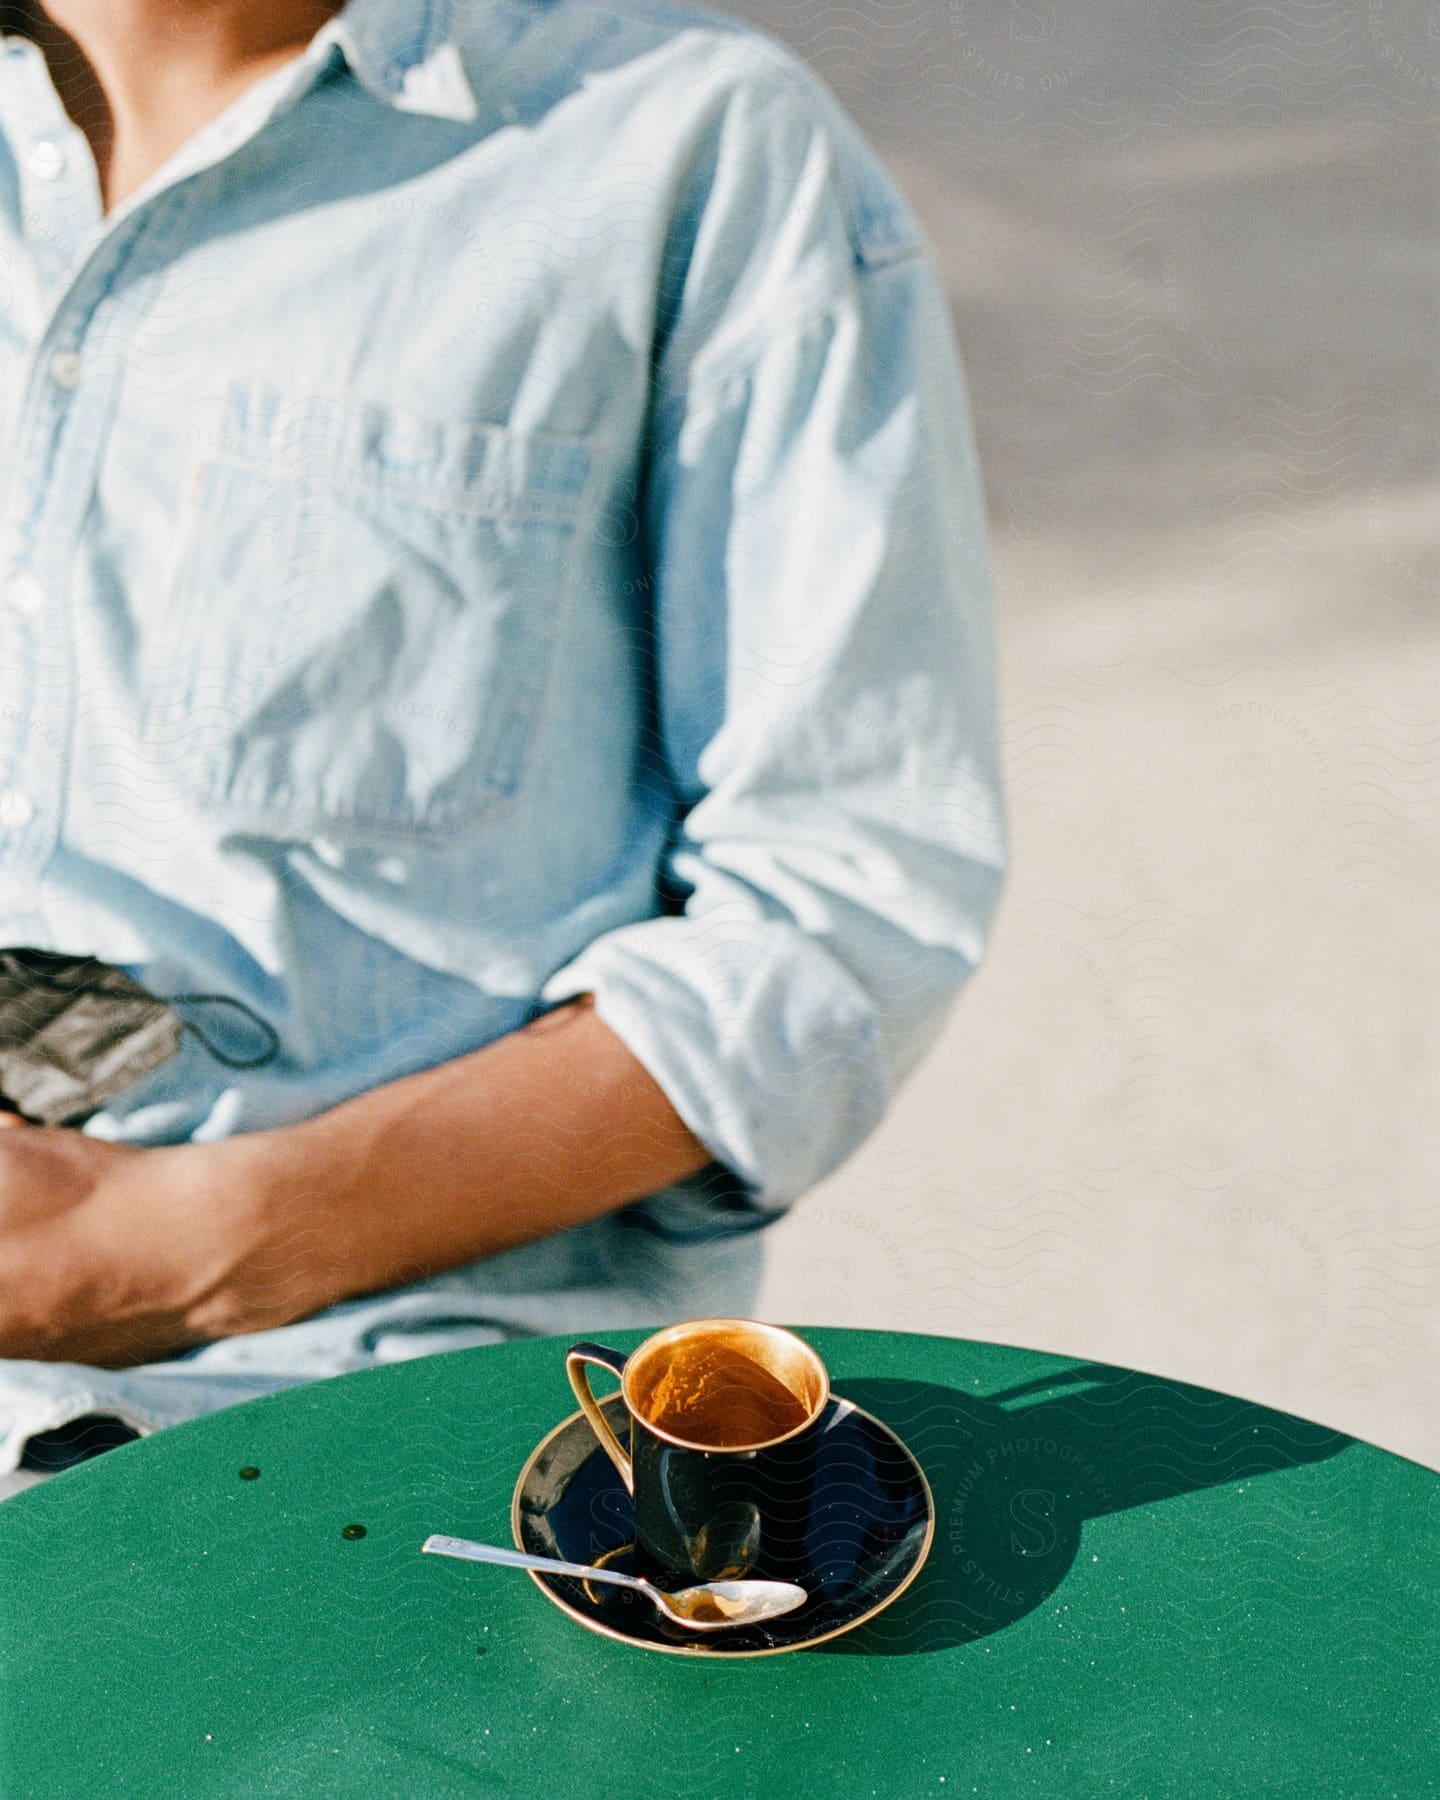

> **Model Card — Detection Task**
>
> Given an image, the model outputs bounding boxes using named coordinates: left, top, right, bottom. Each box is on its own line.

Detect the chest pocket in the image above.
left=158, top=382, right=596, bottom=841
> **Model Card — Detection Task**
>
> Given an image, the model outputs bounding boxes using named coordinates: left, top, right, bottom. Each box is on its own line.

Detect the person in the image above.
left=0, top=0, right=1004, bottom=1484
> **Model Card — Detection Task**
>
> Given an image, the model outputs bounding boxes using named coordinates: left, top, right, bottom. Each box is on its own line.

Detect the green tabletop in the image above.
left=1, top=1327, right=1434, bottom=1797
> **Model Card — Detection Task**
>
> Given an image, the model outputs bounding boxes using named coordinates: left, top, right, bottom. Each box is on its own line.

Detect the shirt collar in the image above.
left=324, top=0, right=481, bottom=122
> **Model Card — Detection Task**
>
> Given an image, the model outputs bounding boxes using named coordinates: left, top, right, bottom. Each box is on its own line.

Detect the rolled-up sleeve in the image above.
left=541, top=64, right=1005, bottom=1219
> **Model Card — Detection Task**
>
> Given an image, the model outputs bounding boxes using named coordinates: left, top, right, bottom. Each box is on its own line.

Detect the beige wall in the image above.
left=749, top=2, right=1439, bottom=1469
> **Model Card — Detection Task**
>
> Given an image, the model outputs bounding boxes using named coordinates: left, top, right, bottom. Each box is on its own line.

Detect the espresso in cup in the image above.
left=566, top=1319, right=830, bottom=1583
left=628, top=1332, right=820, bottom=1447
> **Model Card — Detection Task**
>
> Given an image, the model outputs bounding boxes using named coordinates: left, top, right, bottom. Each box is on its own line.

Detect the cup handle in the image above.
left=565, top=1342, right=635, bottom=1496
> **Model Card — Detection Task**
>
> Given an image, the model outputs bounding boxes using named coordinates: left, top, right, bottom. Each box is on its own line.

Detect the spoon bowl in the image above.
left=659, top=1577, right=809, bottom=1628
left=421, top=1534, right=807, bottom=1632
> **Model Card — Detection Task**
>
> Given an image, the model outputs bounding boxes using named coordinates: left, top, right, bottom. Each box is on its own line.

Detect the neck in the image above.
left=7, top=1, right=344, bottom=208
left=26, top=2, right=343, bottom=100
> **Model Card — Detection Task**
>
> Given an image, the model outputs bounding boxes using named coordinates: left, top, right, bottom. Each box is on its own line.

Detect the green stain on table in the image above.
left=0, top=1329, right=1434, bottom=1798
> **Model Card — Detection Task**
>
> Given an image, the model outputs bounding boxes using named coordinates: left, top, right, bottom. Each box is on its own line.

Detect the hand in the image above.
left=0, top=1123, right=323, bottom=1369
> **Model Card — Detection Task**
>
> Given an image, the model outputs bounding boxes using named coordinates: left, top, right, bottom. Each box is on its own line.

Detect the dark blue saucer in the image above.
left=511, top=1391, right=933, bottom=1656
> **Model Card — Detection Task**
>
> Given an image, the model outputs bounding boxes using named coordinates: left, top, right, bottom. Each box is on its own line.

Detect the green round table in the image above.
left=0, top=1328, right=1434, bottom=1796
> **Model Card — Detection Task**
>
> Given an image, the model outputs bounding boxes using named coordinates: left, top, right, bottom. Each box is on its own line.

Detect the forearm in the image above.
left=217, top=994, right=713, bottom=1322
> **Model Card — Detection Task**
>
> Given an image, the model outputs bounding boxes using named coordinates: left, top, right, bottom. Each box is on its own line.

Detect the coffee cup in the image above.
left=565, top=1318, right=831, bottom=1584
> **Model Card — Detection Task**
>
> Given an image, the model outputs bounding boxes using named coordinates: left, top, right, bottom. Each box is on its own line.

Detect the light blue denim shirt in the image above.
left=0, top=0, right=1003, bottom=1468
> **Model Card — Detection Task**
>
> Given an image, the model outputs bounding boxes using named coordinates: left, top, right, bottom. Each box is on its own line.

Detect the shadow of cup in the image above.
left=818, top=1363, right=1352, bottom=1657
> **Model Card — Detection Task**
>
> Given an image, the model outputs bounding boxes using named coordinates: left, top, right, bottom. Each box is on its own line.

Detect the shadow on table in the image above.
left=821, top=1363, right=1353, bottom=1658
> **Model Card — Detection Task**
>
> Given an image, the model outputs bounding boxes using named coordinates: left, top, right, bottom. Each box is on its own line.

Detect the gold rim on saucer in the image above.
left=509, top=1394, right=935, bottom=1658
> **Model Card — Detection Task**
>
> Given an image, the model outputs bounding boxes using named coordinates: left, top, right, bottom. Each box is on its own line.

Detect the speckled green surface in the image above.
left=1, top=1329, right=1435, bottom=1797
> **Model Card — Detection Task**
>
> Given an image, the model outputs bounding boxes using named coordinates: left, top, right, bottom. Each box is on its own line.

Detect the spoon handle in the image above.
left=421, top=1533, right=647, bottom=1593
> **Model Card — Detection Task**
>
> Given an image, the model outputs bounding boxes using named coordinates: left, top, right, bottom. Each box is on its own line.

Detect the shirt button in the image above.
left=24, top=139, right=64, bottom=179
left=0, top=788, right=35, bottom=829
left=4, top=572, right=45, bottom=617
left=48, top=349, right=84, bottom=390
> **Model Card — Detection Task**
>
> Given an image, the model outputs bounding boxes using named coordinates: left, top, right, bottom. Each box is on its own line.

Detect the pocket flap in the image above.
left=209, top=380, right=596, bottom=518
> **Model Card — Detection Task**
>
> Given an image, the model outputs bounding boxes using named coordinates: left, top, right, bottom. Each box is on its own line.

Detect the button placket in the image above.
left=0, top=46, right=341, bottom=924
left=0, top=204, right=187, bottom=924
left=0, top=581, right=46, bottom=908
left=5, top=53, right=98, bottom=273
left=0, top=786, right=35, bottom=829
left=47, top=348, right=84, bottom=390
left=4, top=572, right=45, bottom=618
left=24, top=138, right=65, bottom=181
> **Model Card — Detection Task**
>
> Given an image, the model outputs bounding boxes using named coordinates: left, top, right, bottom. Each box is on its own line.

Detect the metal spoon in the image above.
left=420, top=1533, right=807, bottom=1631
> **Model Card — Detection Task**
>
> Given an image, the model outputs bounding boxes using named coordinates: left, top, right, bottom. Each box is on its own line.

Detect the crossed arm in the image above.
left=0, top=994, right=712, bottom=1369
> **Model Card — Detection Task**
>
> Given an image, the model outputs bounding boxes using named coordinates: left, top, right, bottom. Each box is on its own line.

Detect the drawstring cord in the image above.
left=165, top=993, right=281, bottom=1069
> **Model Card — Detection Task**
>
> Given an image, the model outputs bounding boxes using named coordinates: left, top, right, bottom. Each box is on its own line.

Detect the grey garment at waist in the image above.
left=0, top=1468, right=48, bottom=1500
left=0, top=1205, right=767, bottom=1477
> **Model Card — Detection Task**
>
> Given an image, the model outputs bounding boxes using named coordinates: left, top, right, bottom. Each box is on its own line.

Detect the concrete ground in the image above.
left=751, top=1, right=1440, bottom=1469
